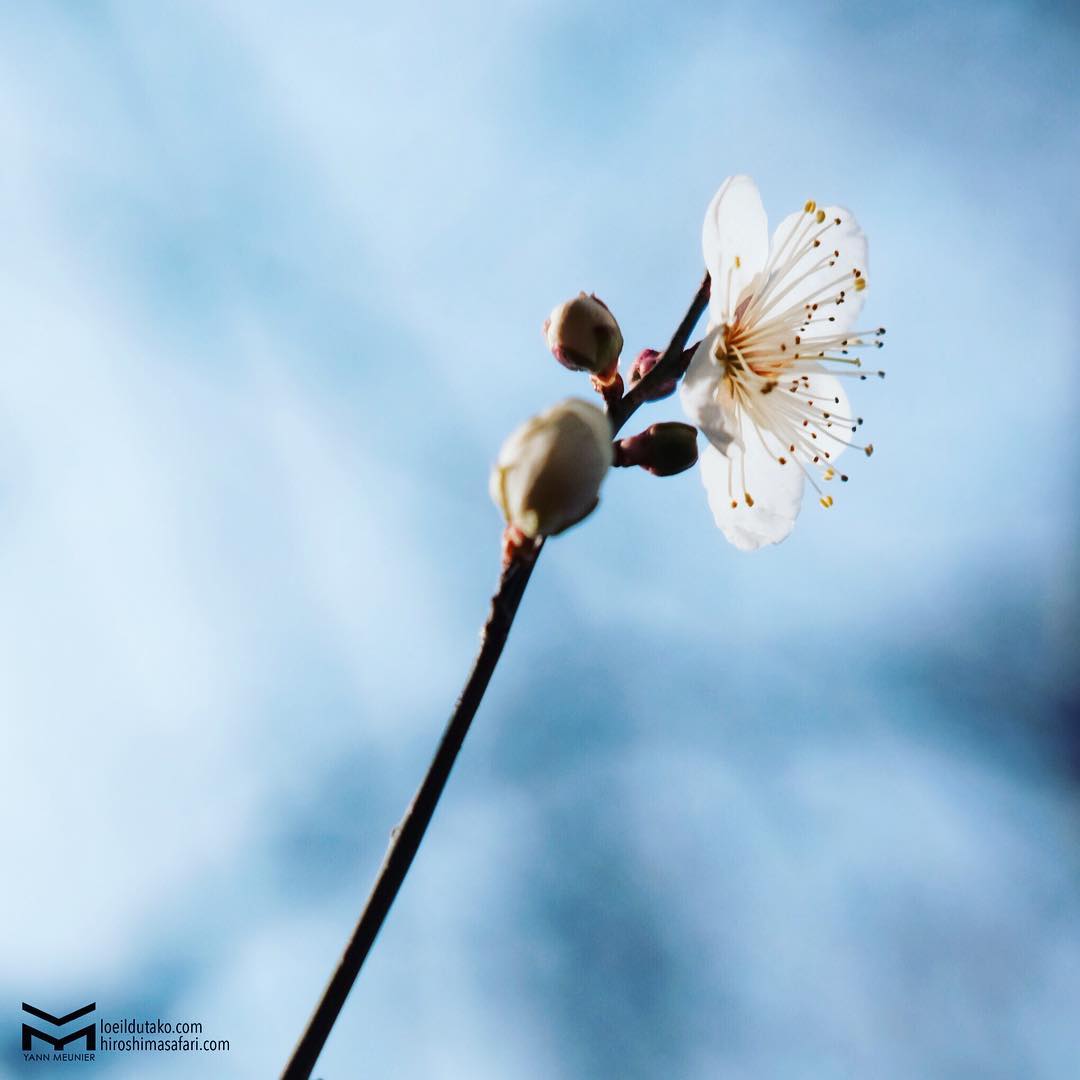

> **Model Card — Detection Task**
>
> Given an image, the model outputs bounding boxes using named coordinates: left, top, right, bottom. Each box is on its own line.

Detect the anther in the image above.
left=815, top=209, right=826, bottom=223
left=805, top=199, right=817, bottom=213
left=744, top=492, right=755, bottom=507
left=820, top=496, right=833, bottom=508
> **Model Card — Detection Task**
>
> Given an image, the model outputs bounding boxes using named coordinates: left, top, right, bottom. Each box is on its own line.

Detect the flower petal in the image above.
left=762, top=205, right=868, bottom=336
left=698, top=422, right=805, bottom=551
left=702, top=175, right=769, bottom=327
left=679, top=328, right=738, bottom=453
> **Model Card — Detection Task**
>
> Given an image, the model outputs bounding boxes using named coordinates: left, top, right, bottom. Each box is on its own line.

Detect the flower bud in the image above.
left=543, top=293, right=623, bottom=386
left=615, top=422, right=699, bottom=477
left=490, top=399, right=614, bottom=538
left=627, top=348, right=678, bottom=401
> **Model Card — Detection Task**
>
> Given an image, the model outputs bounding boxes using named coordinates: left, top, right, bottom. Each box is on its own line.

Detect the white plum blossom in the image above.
left=680, top=175, right=884, bottom=551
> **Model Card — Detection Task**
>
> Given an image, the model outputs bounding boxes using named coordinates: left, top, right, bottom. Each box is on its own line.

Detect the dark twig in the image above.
left=607, top=271, right=710, bottom=434
left=281, top=272, right=710, bottom=1079
left=281, top=546, right=542, bottom=1078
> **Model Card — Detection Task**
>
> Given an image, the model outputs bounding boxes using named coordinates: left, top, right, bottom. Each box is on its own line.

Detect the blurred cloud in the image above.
left=1, top=0, right=1077, bottom=1077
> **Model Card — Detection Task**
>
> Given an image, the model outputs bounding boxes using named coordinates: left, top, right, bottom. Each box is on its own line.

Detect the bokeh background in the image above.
left=2, top=1, right=1078, bottom=1076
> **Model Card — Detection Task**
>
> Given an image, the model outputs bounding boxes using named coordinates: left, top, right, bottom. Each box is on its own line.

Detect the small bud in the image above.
left=490, top=398, right=613, bottom=539
left=627, top=348, right=677, bottom=400
left=543, top=293, right=623, bottom=386
left=615, top=422, right=698, bottom=477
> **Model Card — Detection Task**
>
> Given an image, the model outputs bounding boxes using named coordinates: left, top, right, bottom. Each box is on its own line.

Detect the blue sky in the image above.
left=1, top=1, right=1078, bottom=1077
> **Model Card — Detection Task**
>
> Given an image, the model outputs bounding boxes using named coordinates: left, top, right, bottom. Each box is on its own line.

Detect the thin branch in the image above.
left=281, top=545, right=542, bottom=1079
left=607, top=271, right=710, bottom=434
left=281, top=271, right=710, bottom=1079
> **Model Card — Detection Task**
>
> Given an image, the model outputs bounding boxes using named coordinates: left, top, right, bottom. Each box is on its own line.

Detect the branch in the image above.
left=281, top=545, right=542, bottom=1079
left=607, top=270, right=710, bottom=434
left=281, top=271, right=710, bottom=1079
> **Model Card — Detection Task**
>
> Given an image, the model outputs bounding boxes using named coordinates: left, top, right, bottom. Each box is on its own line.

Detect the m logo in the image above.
left=21, top=1002, right=97, bottom=1052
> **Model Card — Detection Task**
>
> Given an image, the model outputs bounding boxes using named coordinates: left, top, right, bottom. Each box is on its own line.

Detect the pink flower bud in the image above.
left=543, top=293, right=623, bottom=384
left=627, top=348, right=678, bottom=401
left=615, top=422, right=698, bottom=477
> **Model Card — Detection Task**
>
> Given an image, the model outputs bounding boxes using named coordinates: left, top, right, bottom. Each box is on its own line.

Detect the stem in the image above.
left=281, top=545, right=542, bottom=1079
left=281, top=272, right=710, bottom=1079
